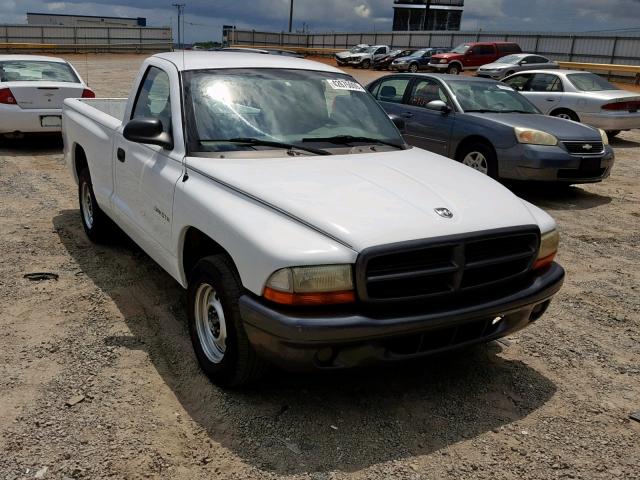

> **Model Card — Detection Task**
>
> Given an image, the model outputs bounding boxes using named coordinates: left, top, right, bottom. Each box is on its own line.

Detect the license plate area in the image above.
left=581, top=157, right=601, bottom=170
left=40, top=115, right=62, bottom=128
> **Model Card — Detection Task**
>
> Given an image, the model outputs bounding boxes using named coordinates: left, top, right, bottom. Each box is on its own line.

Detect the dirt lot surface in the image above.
left=1, top=54, right=639, bottom=479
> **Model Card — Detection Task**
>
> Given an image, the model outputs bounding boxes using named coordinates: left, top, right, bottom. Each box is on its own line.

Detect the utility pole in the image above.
left=172, top=3, right=185, bottom=50
left=288, top=0, right=294, bottom=33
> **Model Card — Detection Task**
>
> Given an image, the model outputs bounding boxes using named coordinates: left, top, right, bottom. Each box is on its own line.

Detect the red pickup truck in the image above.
left=429, top=42, right=522, bottom=75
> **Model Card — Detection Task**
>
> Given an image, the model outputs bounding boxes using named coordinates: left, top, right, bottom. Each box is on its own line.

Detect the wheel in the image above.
left=457, top=143, right=498, bottom=178
left=606, top=130, right=621, bottom=140
left=551, top=109, right=579, bottom=122
left=361, top=59, right=371, bottom=69
left=447, top=64, right=461, bottom=75
left=78, top=168, right=115, bottom=243
left=188, top=255, right=265, bottom=387
left=409, top=63, right=419, bottom=73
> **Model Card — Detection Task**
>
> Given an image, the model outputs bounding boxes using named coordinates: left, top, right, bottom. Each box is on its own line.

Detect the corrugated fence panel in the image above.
left=574, top=37, right=615, bottom=56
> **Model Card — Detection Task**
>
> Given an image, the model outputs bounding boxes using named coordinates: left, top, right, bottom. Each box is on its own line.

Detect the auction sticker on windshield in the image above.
left=327, top=79, right=365, bottom=92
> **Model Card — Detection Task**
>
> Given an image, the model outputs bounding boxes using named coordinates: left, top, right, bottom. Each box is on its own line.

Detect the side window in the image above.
left=408, top=79, right=450, bottom=108
left=374, top=77, right=410, bottom=104
left=476, top=45, right=494, bottom=55
left=504, top=73, right=532, bottom=91
left=132, top=66, right=172, bottom=134
left=375, top=47, right=386, bottom=55
left=532, top=56, right=550, bottom=64
left=530, top=73, right=563, bottom=92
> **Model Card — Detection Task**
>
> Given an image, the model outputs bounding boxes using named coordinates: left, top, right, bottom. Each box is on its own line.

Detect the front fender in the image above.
left=172, top=169, right=357, bottom=294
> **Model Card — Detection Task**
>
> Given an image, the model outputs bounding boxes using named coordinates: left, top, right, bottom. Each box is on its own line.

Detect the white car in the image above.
left=335, top=44, right=369, bottom=66
left=345, top=45, right=390, bottom=69
left=503, top=69, right=640, bottom=138
left=63, top=52, right=564, bottom=387
left=0, top=55, right=93, bottom=136
left=477, top=54, right=558, bottom=80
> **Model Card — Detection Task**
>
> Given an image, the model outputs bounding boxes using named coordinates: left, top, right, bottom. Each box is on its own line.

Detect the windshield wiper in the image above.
left=199, top=137, right=331, bottom=156
left=302, top=135, right=404, bottom=150
left=497, top=110, right=535, bottom=114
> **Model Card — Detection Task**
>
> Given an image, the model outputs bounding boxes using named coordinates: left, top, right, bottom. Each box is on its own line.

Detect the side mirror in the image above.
left=466, top=50, right=474, bottom=55
left=388, top=114, right=405, bottom=131
left=123, top=118, right=173, bottom=150
left=426, top=100, right=451, bottom=114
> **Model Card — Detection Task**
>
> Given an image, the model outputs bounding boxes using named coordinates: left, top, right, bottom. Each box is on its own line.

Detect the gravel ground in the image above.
left=0, top=54, right=638, bottom=480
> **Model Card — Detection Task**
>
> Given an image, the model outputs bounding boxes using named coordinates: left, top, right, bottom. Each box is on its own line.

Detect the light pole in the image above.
left=172, top=3, right=185, bottom=49
left=288, top=0, right=294, bottom=33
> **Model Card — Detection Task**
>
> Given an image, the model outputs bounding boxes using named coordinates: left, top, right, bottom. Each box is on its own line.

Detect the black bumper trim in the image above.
left=239, top=263, right=564, bottom=368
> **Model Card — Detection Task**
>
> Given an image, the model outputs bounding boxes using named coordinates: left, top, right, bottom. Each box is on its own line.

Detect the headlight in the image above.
left=264, top=265, right=355, bottom=305
left=515, top=127, right=558, bottom=146
left=534, top=229, right=560, bottom=270
left=598, top=128, right=609, bottom=146
left=439, top=59, right=448, bottom=64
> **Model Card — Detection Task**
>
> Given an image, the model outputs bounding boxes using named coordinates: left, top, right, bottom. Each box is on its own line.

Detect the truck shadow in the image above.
left=53, top=209, right=557, bottom=475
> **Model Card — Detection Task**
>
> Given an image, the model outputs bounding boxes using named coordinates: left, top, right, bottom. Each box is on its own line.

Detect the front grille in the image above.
left=356, top=227, right=539, bottom=305
left=563, top=141, right=604, bottom=156
left=558, top=167, right=606, bottom=179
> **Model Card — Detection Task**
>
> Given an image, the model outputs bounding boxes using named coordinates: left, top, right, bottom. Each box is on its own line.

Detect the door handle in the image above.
left=546, top=98, right=555, bottom=102
left=117, top=148, right=126, bottom=162
left=402, top=112, right=414, bottom=118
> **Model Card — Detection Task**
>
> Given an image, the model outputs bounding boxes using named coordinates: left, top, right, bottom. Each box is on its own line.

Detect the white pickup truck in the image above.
left=63, top=52, right=564, bottom=387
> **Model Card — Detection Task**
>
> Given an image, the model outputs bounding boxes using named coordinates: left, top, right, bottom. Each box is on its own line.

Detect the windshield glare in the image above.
left=0, top=60, right=79, bottom=83
left=184, top=69, right=403, bottom=154
left=567, top=73, right=618, bottom=91
left=447, top=80, right=540, bottom=114
left=350, top=46, right=368, bottom=53
left=451, top=44, right=470, bottom=54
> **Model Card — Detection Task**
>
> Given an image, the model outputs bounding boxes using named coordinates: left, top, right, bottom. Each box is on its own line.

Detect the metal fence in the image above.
left=229, top=29, right=640, bottom=66
left=0, top=24, right=172, bottom=53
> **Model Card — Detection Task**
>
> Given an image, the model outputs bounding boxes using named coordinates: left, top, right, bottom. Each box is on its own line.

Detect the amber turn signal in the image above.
left=264, top=287, right=355, bottom=306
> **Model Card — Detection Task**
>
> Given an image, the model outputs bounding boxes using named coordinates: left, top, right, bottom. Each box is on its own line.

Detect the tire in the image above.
left=409, top=63, right=419, bottom=73
left=361, top=59, right=371, bottom=69
left=457, top=143, right=499, bottom=179
left=187, top=255, right=265, bottom=387
left=606, top=130, right=621, bottom=140
left=551, top=109, right=579, bottom=122
left=78, top=168, right=115, bottom=243
left=447, top=64, right=461, bottom=75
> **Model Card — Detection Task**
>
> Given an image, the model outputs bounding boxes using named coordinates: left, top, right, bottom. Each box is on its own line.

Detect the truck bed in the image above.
left=63, top=97, right=127, bottom=131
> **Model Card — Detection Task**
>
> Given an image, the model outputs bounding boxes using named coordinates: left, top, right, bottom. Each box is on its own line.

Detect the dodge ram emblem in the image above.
left=435, top=208, right=453, bottom=219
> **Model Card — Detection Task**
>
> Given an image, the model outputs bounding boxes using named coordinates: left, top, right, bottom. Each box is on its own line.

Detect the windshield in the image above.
left=0, top=60, right=79, bottom=83
left=350, top=46, right=368, bottom=53
left=451, top=44, right=470, bottom=54
left=447, top=80, right=540, bottom=114
left=567, top=73, right=618, bottom=92
left=409, top=50, right=427, bottom=57
left=184, top=68, right=404, bottom=154
left=497, top=55, right=522, bottom=64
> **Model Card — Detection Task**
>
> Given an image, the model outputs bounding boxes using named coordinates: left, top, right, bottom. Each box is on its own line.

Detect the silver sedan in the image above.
left=477, top=54, right=558, bottom=80
left=503, top=69, right=640, bottom=138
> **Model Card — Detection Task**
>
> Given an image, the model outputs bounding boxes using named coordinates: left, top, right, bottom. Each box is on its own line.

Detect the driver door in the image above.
left=401, top=78, right=455, bottom=156
left=113, top=65, right=184, bottom=252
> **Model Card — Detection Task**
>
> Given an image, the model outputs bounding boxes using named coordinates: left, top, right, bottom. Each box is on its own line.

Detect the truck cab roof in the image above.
left=153, top=51, right=341, bottom=73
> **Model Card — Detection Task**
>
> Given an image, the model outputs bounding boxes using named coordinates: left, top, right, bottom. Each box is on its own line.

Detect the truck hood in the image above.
left=186, top=148, right=545, bottom=251
left=431, top=53, right=459, bottom=61
left=466, top=113, right=601, bottom=141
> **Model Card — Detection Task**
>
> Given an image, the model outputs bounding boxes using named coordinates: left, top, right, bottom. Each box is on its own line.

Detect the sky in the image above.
left=2, top=0, right=639, bottom=42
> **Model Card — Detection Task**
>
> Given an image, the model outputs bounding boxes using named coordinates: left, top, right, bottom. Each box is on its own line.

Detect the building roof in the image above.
left=27, top=12, right=145, bottom=22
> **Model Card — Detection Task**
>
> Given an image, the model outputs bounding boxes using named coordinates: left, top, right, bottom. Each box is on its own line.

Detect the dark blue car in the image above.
left=389, top=48, right=450, bottom=73
left=367, top=74, right=615, bottom=183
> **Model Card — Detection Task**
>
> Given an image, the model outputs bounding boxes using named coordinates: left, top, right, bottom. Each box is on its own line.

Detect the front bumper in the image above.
left=429, top=63, right=449, bottom=71
left=389, top=63, right=411, bottom=71
left=579, top=111, right=640, bottom=131
left=240, top=263, right=565, bottom=370
left=498, top=144, right=615, bottom=183
left=477, top=71, right=504, bottom=79
left=0, top=105, right=63, bottom=134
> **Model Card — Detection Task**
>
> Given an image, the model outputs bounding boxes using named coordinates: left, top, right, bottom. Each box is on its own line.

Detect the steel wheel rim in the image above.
left=450, top=66, right=459, bottom=74
left=463, top=151, right=489, bottom=175
left=410, top=64, right=418, bottom=73
left=556, top=112, right=572, bottom=120
left=194, top=283, right=227, bottom=364
left=81, top=182, right=94, bottom=229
